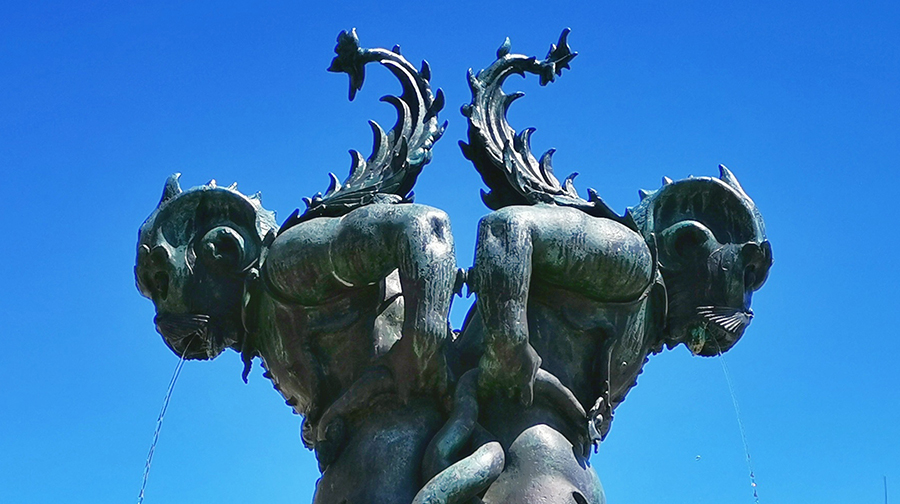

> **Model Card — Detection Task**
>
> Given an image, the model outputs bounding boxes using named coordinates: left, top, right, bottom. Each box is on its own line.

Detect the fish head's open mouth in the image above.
left=686, top=306, right=753, bottom=356
left=154, top=313, right=222, bottom=360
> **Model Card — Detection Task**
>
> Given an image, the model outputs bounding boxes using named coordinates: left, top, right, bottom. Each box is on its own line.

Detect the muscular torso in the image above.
left=527, top=281, right=664, bottom=415
left=256, top=281, right=399, bottom=418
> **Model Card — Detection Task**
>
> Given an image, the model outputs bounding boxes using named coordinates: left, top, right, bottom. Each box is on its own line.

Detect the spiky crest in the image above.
left=146, top=175, right=277, bottom=244
left=627, top=165, right=767, bottom=245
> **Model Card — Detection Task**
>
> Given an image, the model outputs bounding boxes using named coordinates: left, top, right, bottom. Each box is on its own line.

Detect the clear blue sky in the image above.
left=1, top=1, right=897, bottom=503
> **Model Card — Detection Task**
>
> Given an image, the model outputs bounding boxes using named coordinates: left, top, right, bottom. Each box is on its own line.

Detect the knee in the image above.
left=479, top=208, right=522, bottom=232
left=477, top=208, right=531, bottom=246
left=401, top=207, right=454, bottom=259
left=423, top=208, right=452, bottom=245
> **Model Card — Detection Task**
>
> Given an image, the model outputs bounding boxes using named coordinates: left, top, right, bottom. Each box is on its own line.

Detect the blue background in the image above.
left=1, top=1, right=897, bottom=503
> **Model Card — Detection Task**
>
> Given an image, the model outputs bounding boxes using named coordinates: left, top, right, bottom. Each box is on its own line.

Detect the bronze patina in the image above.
left=135, top=29, right=772, bottom=504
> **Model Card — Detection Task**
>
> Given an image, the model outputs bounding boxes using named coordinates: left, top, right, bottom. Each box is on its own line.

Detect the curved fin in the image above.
left=459, top=29, right=623, bottom=221
left=282, top=29, right=445, bottom=232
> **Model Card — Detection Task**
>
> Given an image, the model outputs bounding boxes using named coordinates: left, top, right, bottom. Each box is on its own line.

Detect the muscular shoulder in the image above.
left=480, top=204, right=636, bottom=239
left=268, top=217, right=339, bottom=264
left=263, top=217, right=342, bottom=302
left=341, top=202, right=450, bottom=227
left=480, top=203, right=576, bottom=220
left=478, top=204, right=590, bottom=231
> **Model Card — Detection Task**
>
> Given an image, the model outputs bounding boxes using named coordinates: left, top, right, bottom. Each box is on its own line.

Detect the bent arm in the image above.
left=264, top=203, right=457, bottom=396
left=331, top=204, right=457, bottom=393
left=471, top=205, right=653, bottom=403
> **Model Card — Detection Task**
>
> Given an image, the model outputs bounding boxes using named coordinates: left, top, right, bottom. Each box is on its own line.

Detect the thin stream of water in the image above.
left=716, top=349, right=761, bottom=503
left=137, top=351, right=188, bottom=504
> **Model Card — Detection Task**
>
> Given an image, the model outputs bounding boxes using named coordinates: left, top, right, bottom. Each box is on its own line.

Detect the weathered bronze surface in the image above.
left=135, top=29, right=772, bottom=504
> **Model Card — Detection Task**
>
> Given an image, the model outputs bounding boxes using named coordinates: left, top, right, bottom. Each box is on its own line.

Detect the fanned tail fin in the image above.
left=281, top=29, right=446, bottom=233
left=460, top=29, right=624, bottom=223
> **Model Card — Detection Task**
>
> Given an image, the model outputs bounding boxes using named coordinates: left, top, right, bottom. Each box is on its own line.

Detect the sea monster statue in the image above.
left=415, top=30, right=773, bottom=504
left=135, top=30, right=460, bottom=503
left=135, top=28, right=774, bottom=504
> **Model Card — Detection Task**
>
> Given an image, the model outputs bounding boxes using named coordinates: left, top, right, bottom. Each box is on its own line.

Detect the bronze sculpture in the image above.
left=135, top=29, right=772, bottom=504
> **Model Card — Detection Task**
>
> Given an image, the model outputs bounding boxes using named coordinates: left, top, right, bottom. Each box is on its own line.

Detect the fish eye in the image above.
left=197, top=226, right=245, bottom=271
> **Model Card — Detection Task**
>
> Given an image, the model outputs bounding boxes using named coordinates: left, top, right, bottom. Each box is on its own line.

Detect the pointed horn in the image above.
left=718, top=164, right=745, bottom=192
left=638, top=189, right=650, bottom=200
left=159, top=173, right=182, bottom=206
left=207, top=179, right=217, bottom=188
left=662, top=176, right=673, bottom=185
left=228, top=182, right=238, bottom=190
